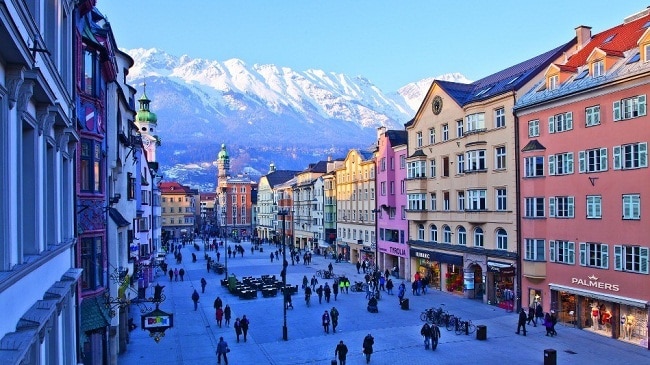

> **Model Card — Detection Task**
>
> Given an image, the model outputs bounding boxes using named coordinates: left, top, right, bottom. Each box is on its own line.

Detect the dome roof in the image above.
left=217, top=144, right=229, bottom=160
left=136, top=109, right=157, bottom=124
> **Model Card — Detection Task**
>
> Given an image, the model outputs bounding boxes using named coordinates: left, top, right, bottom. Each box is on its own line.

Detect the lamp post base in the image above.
left=282, top=325, right=288, bottom=341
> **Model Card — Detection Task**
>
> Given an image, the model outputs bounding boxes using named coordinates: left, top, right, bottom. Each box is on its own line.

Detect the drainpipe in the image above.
left=513, top=101, right=522, bottom=313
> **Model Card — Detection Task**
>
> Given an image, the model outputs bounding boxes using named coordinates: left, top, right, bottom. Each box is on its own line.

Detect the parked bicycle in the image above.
left=420, top=307, right=446, bottom=324
left=316, top=270, right=338, bottom=280
left=350, top=281, right=364, bottom=292
left=454, top=319, right=476, bottom=335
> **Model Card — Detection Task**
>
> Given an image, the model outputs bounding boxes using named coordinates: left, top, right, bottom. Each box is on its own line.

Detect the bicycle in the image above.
left=445, top=315, right=458, bottom=331
left=455, top=319, right=476, bottom=335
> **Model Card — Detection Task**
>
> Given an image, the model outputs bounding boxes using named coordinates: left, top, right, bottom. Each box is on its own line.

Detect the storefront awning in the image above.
left=318, top=241, right=330, bottom=248
left=549, top=283, right=648, bottom=309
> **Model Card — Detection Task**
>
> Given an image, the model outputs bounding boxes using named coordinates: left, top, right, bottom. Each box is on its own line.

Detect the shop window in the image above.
left=445, top=264, right=463, bottom=293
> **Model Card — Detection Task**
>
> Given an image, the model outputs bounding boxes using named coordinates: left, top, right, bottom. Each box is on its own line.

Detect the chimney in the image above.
left=377, top=126, right=386, bottom=140
left=575, top=25, right=592, bottom=50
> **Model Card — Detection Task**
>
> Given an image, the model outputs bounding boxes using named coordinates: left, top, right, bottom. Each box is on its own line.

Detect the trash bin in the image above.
left=331, top=360, right=337, bottom=365
left=544, top=349, right=557, bottom=365
left=400, top=298, right=409, bottom=310
left=476, top=325, right=487, bottom=340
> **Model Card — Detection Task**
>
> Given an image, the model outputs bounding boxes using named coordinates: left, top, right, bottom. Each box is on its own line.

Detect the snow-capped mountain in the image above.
left=125, top=48, right=468, bottom=189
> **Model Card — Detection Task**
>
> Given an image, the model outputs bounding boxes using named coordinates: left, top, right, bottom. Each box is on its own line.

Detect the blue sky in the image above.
left=100, top=1, right=649, bottom=91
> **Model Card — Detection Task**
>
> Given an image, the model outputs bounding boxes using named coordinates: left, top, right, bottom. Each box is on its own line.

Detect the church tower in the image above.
left=216, top=143, right=230, bottom=188
left=135, top=83, right=158, bottom=162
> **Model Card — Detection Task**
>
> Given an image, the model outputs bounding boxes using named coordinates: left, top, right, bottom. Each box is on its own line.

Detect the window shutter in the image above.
left=579, top=151, right=586, bottom=173
left=639, top=95, right=647, bottom=117
left=613, top=100, right=621, bottom=121
left=600, top=148, right=608, bottom=170
left=579, top=242, right=587, bottom=266
left=568, top=196, right=575, bottom=217
left=548, top=116, right=555, bottom=134
left=602, top=244, right=609, bottom=269
left=614, top=245, right=623, bottom=270
left=549, top=241, right=556, bottom=262
left=565, top=112, right=573, bottom=130
left=548, top=155, right=556, bottom=176
left=569, top=242, right=576, bottom=264
left=639, top=142, right=647, bottom=167
left=567, top=153, right=574, bottom=174
left=613, top=146, right=622, bottom=170
left=640, top=247, right=649, bottom=274
left=549, top=197, right=556, bottom=217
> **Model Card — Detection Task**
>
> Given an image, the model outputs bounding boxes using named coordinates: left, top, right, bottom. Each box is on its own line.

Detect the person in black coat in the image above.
left=362, top=334, right=374, bottom=363
left=335, top=340, right=348, bottom=365
left=516, top=308, right=527, bottom=335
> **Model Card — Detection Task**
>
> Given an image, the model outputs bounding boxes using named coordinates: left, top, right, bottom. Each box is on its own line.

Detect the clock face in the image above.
left=432, top=96, right=443, bottom=115
left=142, top=136, right=151, bottom=148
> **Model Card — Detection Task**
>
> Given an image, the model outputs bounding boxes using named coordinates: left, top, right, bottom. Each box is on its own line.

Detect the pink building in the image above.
left=375, top=128, right=409, bottom=279
left=515, top=9, right=650, bottom=348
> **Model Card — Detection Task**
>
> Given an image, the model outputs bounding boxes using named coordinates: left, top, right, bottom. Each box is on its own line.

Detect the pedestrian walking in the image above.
left=322, top=310, right=330, bottom=333
left=240, top=315, right=250, bottom=342
left=179, top=268, right=185, bottom=281
left=535, top=303, right=544, bottom=323
left=213, top=296, right=223, bottom=311
left=207, top=260, right=211, bottom=273
left=335, top=340, right=348, bottom=365
left=316, top=285, right=324, bottom=304
left=168, top=269, right=173, bottom=281
left=328, top=262, right=334, bottom=274
left=430, top=323, right=441, bottom=350
left=330, top=307, right=339, bottom=333
left=224, top=304, right=232, bottom=326
left=356, top=261, right=361, bottom=274
left=550, top=310, right=558, bottom=336
left=217, top=251, right=221, bottom=262
left=527, top=306, right=536, bottom=326
left=544, top=312, right=553, bottom=336
left=332, top=280, right=339, bottom=301
left=324, top=283, right=331, bottom=303
left=191, top=289, right=200, bottom=311
left=421, top=323, right=432, bottom=349
left=386, top=279, right=394, bottom=295
left=362, top=333, right=374, bottom=363
left=216, top=336, right=229, bottom=365
left=516, top=308, right=527, bottom=335
left=302, top=275, right=309, bottom=290
left=200, top=277, right=207, bottom=293
left=234, top=318, right=242, bottom=342
left=174, top=268, right=179, bottom=281
left=215, top=306, right=224, bottom=327
left=311, top=275, right=318, bottom=291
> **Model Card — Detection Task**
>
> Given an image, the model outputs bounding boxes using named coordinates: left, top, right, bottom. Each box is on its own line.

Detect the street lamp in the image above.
left=277, top=209, right=290, bottom=341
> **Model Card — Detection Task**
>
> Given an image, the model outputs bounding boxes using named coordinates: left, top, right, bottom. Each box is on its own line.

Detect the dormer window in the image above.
left=645, top=44, right=650, bottom=62
left=592, top=59, right=605, bottom=77
left=548, top=75, right=559, bottom=90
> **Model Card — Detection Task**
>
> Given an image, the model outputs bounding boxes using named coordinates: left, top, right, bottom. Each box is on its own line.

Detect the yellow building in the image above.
left=160, top=181, right=197, bottom=240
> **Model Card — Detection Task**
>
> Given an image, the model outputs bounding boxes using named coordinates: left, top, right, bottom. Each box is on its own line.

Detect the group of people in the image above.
left=168, top=267, right=185, bottom=281
left=213, top=296, right=232, bottom=328
left=517, top=303, right=557, bottom=336
left=334, top=333, right=374, bottom=365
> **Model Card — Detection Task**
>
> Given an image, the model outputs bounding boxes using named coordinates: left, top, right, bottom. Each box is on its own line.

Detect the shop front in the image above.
left=550, top=284, right=649, bottom=349
left=487, top=261, right=516, bottom=311
left=335, top=241, right=350, bottom=262
left=378, top=241, right=408, bottom=280
left=410, top=248, right=463, bottom=294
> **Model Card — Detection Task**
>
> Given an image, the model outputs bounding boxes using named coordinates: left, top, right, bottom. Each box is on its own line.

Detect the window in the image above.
left=548, top=152, right=574, bottom=175
left=466, top=150, right=486, bottom=171
left=525, top=239, right=545, bottom=261
left=549, top=240, right=575, bottom=264
left=456, top=120, right=464, bottom=138
left=525, top=197, right=545, bottom=218
left=592, top=59, right=605, bottom=77
left=524, top=156, right=544, bottom=177
left=549, top=196, right=574, bottom=218
left=528, top=120, right=540, bottom=137
left=645, top=44, right=650, bottom=62
left=429, top=225, right=438, bottom=242
left=579, top=148, right=608, bottom=173
left=473, top=227, right=484, bottom=247
left=614, top=245, right=649, bottom=274
left=416, top=131, right=423, bottom=147
left=456, top=154, right=464, bottom=174
left=496, top=229, right=507, bottom=250
left=548, top=112, right=573, bottom=133
left=81, top=236, right=103, bottom=290
left=495, top=146, right=506, bottom=170
left=548, top=74, right=559, bottom=90
left=442, top=225, right=452, bottom=243
left=430, top=193, right=437, bottom=211
left=586, top=195, right=602, bottom=219
left=407, top=193, right=426, bottom=210
left=417, top=224, right=425, bottom=240
left=390, top=181, right=395, bottom=195
left=457, top=191, right=465, bottom=211
left=429, top=128, right=436, bottom=144
left=442, top=156, right=450, bottom=177
left=467, top=189, right=486, bottom=210
left=465, top=113, right=485, bottom=133
left=380, top=157, right=386, bottom=171
left=380, top=182, right=386, bottom=196
left=429, top=159, right=436, bottom=177
left=400, top=155, right=406, bottom=169
left=495, top=107, right=506, bottom=128
left=401, top=180, right=405, bottom=194
left=390, top=157, right=394, bottom=170
left=457, top=226, right=466, bottom=245
left=580, top=242, right=608, bottom=269
left=613, top=142, right=647, bottom=170
left=496, top=188, right=507, bottom=211
left=622, top=194, right=640, bottom=220
left=83, top=50, right=96, bottom=96
left=80, top=139, right=102, bottom=193
left=585, top=105, right=600, bottom=126
left=407, top=160, right=427, bottom=178
left=442, top=124, right=449, bottom=141
left=443, top=192, right=450, bottom=211
left=613, top=95, right=646, bottom=121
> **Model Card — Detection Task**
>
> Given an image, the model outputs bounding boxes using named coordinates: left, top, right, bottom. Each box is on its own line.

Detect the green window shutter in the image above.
left=639, top=95, right=646, bottom=117
left=549, top=197, right=556, bottom=217
left=548, top=116, right=555, bottom=134
left=640, top=247, right=649, bottom=274
left=567, top=153, right=574, bottom=174
left=614, top=245, right=622, bottom=270
left=579, top=151, right=586, bottom=173
left=568, top=196, right=575, bottom=217
left=565, top=112, right=573, bottom=130
left=602, top=244, right=609, bottom=269
left=549, top=241, right=556, bottom=262
left=639, top=142, right=647, bottom=168
left=569, top=242, right=575, bottom=264
left=579, top=242, right=587, bottom=266
left=613, top=146, right=622, bottom=170
left=600, top=148, right=608, bottom=171
left=613, top=100, right=621, bottom=121
left=548, top=155, right=556, bottom=176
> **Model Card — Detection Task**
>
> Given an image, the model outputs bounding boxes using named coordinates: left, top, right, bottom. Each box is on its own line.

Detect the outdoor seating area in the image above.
left=219, top=274, right=298, bottom=300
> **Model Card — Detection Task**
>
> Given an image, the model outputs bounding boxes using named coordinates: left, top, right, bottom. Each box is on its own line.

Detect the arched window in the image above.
left=429, top=224, right=438, bottom=242
left=474, top=227, right=484, bottom=247
left=417, top=224, right=425, bottom=240
left=496, top=228, right=507, bottom=250
left=443, top=225, right=452, bottom=243
left=457, top=226, right=466, bottom=245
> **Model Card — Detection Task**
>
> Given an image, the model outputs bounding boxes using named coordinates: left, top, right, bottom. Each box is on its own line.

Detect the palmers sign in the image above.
left=571, top=275, right=619, bottom=292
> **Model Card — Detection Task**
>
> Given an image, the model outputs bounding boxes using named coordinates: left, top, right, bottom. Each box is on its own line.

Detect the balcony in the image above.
left=522, top=261, right=546, bottom=279
left=406, top=209, right=428, bottom=222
